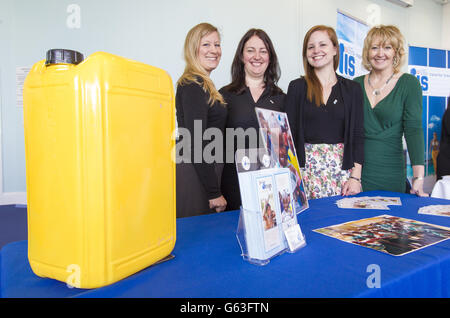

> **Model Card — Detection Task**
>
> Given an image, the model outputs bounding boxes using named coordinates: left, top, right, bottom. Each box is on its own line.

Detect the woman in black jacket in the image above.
left=220, top=28, right=285, bottom=211
left=285, top=25, right=364, bottom=199
left=176, top=23, right=227, bottom=217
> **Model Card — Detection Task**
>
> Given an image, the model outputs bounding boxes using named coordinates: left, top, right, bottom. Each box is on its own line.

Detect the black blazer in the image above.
left=437, top=101, right=450, bottom=180
left=284, top=75, right=364, bottom=170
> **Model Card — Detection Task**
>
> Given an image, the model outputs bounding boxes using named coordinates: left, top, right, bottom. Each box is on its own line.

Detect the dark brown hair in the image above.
left=223, top=28, right=283, bottom=95
left=302, top=25, right=340, bottom=106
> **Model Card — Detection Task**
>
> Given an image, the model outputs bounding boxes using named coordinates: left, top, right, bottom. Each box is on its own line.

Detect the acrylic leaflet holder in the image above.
left=235, top=149, right=306, bottom=265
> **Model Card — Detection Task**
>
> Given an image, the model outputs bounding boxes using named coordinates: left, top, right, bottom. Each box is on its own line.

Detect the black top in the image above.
left=219, top=85, right=285, bottom=210
left=304, top=82, right=345, bottom=144
left=437, top=102, right=450, bottom=179
left=176, top=79, right=227, bottom=200
left=220, top=86, right=285, bottom=156
left=285, top=75, right=364, bottom=170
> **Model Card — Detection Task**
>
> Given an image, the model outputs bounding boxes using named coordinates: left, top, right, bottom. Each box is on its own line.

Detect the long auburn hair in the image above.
left=222, top=28, right=283, bottom=95
left=302, top=25, right=340, bottom=106
left=177, top=22, right=225, bottom=106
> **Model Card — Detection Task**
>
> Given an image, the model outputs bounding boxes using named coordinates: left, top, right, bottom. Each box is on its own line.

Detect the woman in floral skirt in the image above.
left=285, top=25, right=364, bottom=199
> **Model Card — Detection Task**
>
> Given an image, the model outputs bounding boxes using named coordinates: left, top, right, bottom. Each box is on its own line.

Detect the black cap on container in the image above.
left=45, top=49, right=84, bottom=65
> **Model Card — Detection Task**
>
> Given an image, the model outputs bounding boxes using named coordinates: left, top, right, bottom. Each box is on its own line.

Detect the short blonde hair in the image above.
left=361, top=25, right=406, bottom=73
left=177, top=23, right=225, bottom=106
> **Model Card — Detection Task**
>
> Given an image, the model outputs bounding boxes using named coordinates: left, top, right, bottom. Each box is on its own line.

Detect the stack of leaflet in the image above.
left=236, top=149, right=305, bottom=264
left=418, top=205, right=450, bottom=217
left=336, top=196, right=402, bottom=210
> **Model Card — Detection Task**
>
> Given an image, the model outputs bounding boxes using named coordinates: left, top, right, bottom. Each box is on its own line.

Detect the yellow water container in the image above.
left=23, top=49, right=176, bottom=289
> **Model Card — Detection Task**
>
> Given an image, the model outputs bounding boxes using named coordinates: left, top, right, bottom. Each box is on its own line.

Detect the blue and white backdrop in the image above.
left=408, top=46, right=450, bottom=177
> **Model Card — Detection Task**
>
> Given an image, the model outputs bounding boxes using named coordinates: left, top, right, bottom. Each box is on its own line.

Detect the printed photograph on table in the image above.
left=419, top=205, right=450, bottom=217
left=314, top=215, right=450, bottom=256
left=336, top=196, right=401, bottom=210
left=255, top=107, right=308, bottom=214
left=336, top=197, right=390, bottom=210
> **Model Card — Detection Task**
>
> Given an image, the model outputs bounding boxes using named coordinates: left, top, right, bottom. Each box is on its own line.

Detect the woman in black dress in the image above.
left=176, top=23, right=227, bottom=218
left=220, top=28, right=285, bottom=211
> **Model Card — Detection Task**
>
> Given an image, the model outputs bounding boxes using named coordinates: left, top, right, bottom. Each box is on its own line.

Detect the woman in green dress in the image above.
left=354, top=25, right=427, bottom=196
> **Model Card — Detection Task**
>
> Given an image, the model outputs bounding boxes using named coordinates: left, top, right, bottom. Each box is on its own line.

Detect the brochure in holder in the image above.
left=255, top=107, right=309, bottom=214
left=235, top=149, right=306, bottom=265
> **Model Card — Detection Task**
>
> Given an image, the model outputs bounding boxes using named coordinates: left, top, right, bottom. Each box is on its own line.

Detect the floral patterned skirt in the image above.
left=301, top=143, right=350, bottom=199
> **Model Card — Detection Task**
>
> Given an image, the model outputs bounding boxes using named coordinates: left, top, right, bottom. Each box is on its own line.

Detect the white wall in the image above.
left=407, top=0, right=444, bottom=48
left=442, top=3, right=450, bottom=49
left=300, top=0, right=445, bottom=70
left=0, top=0, right=447, bottom=204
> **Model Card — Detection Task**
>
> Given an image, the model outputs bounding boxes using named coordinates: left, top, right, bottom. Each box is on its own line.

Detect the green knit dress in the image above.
left=353, top=73, right=424, bottom=193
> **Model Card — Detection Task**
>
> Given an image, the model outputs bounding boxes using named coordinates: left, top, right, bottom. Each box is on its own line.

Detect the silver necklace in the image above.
left=368, top=72, right=394, bottom=96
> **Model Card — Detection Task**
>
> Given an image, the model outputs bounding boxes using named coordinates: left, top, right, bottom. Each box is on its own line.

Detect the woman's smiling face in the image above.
left=242, top=35, right=270, bottom=78
left=197, top=31, right=221, bottom=74
left=306, top=30, right=337, bottom=70
left=368, top=36, right=396, bottom=72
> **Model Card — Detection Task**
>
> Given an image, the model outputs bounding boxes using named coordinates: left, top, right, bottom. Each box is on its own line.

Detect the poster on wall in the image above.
left=336, top=10, right=369, bottom=79
left=407, top=46, right=450, bottom=177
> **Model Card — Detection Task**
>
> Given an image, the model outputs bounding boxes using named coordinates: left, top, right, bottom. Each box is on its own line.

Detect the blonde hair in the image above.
left=362, top=25, right=406, bottom=73
left=302, top=25, right=340, bottom=107
left=177, top=23, right=225, bottom=106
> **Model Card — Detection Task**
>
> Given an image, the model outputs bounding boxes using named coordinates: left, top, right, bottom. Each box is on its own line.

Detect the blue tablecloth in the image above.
left=2, top=191, right=450, bottom=298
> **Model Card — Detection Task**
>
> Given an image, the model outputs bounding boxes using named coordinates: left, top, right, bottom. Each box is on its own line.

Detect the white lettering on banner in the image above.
left=409, top=66, right=450, bottom=97
left=336, top=11, right=369, bottom=79
left=426, top=67, right=450, bottom=97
